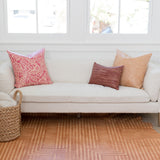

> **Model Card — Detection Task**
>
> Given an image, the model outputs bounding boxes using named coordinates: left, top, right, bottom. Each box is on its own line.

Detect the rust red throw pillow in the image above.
left=89, top=62, right=124, bottom=90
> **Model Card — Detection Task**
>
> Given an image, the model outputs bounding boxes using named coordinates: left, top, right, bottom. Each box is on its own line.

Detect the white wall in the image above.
left=0, top=0, right=160, bottom=64
left=1, top=43, right=160, bottom=65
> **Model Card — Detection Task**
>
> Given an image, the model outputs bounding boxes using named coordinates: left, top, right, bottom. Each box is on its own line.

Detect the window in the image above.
left=7, top=0, right=67, bottom=33
left=90, top=0, right=150, bottom=34
left=1, top=0, right=159, bottom=44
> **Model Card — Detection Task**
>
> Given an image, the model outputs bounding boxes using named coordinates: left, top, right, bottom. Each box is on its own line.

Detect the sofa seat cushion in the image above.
left=10, top=83, right=150, bottom=103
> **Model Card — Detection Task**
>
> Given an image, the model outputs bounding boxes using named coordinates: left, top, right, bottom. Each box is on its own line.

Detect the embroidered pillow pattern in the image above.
left=7, top=48, right=53, bottom=88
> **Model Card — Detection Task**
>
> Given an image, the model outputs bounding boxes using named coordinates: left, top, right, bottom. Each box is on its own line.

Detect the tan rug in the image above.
left=0, top=114, right=160, bottom=160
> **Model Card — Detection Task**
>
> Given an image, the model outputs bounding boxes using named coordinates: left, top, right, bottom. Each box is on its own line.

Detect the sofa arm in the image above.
left=143, top=63, right=160, bottom=102
left=0, top=62, right=15, bottom=93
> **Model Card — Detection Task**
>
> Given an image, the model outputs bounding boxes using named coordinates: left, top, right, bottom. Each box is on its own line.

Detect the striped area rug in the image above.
left=0, top=114, right=160, bottom=160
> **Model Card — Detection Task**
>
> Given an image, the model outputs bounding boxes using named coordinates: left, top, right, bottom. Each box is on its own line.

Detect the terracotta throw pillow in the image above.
left=113, top=50, right=152, bottom=88
left=89, top=62, right=124, bottom=90
left=7, top=48, right=53, bottom=88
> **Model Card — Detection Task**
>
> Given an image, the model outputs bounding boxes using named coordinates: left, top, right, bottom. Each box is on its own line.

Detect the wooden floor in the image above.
left=0, top=113, right=160, bottom=160
left=141, top=113, right=160, bottom=133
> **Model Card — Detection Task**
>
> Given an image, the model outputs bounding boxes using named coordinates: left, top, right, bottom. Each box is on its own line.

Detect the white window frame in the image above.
left=89, top=0, right=151, bottom=35
left=0, top=0, right=160, bottom=44
left=89, top=0, right=160, bottom=44
left=0, top=0, right=70, bottom=43
left=86, top=0, right=156, bottom=43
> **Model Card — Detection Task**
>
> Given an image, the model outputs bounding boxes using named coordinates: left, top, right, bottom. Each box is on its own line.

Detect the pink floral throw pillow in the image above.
left=7, top=48, right=53, bottom=88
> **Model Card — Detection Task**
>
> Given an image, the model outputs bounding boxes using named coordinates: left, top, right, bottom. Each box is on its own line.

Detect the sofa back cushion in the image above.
left=46, top=55, right=115, bottom=83
left=0, top=63, right=15, bottom=93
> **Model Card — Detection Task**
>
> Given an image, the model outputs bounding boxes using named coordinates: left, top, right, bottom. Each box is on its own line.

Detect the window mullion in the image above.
left=118, top=0, right=121, bottom=34
left=36, top=0, right=38, bottom=34
left=148, top=0, right=153, bottom=35
left=0, top=0, right=4, bottom=41
left=1, top=0, right=8, bottom=41
left=69, top=0, right=86, bottom=41
left=150, top=0, right=160, bottom=41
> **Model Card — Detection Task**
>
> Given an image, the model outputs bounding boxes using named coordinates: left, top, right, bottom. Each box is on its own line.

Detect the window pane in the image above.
left=120, top=0, right=150, bottom=34
left=7, top=0, right=36, bottom=33
left=38, top=0, right=67, bottom=33
left=90, top=0, right=119, bottom=34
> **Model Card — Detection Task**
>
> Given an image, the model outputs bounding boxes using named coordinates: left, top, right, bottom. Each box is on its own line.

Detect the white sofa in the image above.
left=0, top=53, right=160, bottom=125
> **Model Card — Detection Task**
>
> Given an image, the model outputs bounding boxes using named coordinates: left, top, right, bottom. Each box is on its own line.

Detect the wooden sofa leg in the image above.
left=159, top=113, right=160, bottom=127
left=77, top=113, right=81, bottom=118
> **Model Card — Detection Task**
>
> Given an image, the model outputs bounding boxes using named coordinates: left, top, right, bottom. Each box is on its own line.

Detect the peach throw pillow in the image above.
left=7, top=48, right=53, bottom=88
left=113, top=50, right=152, bottom=88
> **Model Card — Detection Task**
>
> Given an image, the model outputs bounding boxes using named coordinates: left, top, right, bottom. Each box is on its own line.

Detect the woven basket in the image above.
left=0, top=90, right=23, bottom=142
